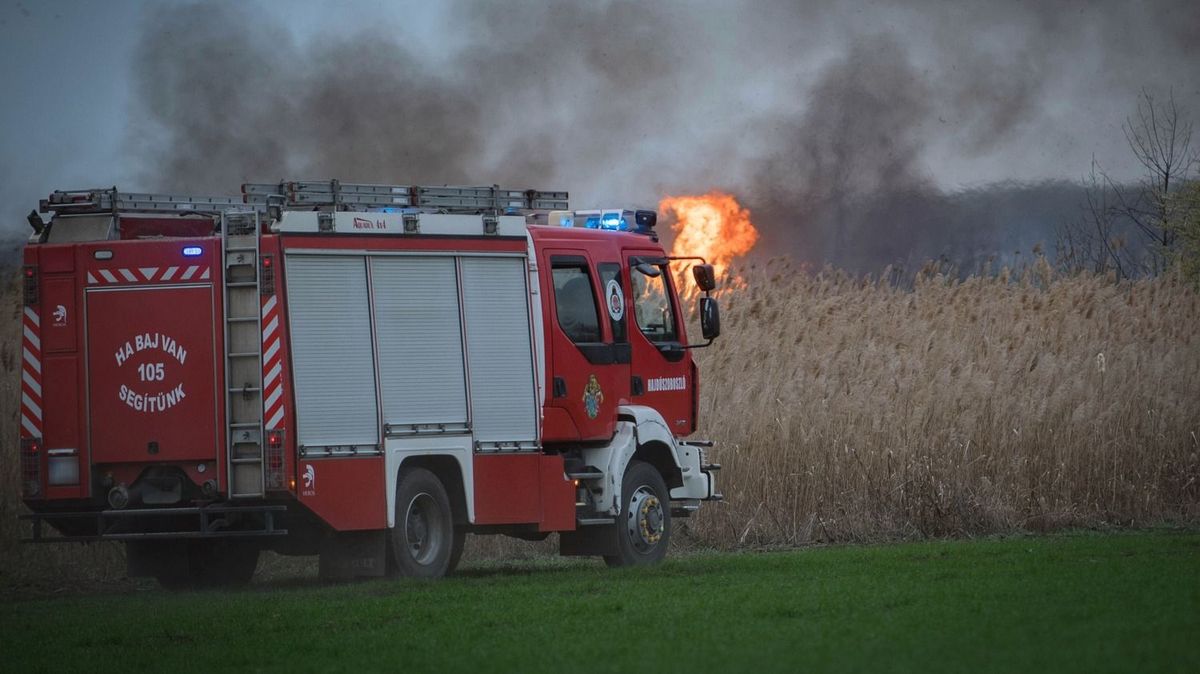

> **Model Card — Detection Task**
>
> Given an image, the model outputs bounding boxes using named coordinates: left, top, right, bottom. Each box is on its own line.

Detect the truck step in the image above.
left=226, top=316, right=259, bottom=324
left=226, top=281, right=258, bottom=288
left=229, top=492, right=266, bottom=499
left=576, top=517, right=615, bottom=526
left=671, top=502, right=701, bottom=516
left=566, top=469, right=604, bottom=480
left=702, top=463, right=722, bottom=471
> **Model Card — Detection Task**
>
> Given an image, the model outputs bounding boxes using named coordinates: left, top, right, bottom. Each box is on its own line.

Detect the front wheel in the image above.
left=390, top=468, right=455, bottom=578
left=604, top=460, right=672, bottom=568
left=447, top=527, right=467, bottom=575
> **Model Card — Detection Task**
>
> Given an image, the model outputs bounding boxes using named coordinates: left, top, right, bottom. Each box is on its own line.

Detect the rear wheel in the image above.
left=391, top=468, right=455, bottom=578
left=604, top=460, right=672, bottom=568
left=131, top=539, right=259, bottom=590
left=187, top=539, right=260, bottom=588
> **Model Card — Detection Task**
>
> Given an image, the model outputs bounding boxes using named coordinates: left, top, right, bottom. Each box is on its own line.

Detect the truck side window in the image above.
left=551, top=259, right=602, bottom=343
left=631, top=264, right=677, bottom=343
left=597, top=262, right=627, bottom=342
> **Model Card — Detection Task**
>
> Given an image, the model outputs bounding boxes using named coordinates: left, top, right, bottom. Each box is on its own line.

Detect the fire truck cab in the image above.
left=18, top=181, right=722, bottom=586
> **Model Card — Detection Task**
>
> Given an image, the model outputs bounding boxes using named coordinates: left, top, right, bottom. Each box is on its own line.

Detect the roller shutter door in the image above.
left=371, top=256, right=468, bottom=428
left=284, top=255, right=378, bottom=448
left=460, top=257, right=538, bottom=447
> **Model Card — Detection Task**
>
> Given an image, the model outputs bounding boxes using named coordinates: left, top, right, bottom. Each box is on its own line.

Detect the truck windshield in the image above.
left=631, top=264, right=677, bottom=343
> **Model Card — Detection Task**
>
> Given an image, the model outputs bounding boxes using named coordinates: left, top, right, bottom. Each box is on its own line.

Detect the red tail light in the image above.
left=260, top=255, right=275, bottom=295
left=23, top=265, right=38, bottom=306
left=20, top=437, right=41, bottom=498
left=265, top=429, right=285, bottom=490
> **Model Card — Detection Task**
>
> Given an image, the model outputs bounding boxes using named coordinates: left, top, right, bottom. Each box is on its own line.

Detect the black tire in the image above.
left=139, top=541, right=192, bottom=590
left=154, top=571, right=193, bottom=591
left=447, top=527, right=467, bottom=575
left=142, top=540, right=259, bottom=590
left=187, top=540, right=259, bottom=589
left=391, top=468, right=455, bottom=578
left=604, top=460, right=672, bottom=568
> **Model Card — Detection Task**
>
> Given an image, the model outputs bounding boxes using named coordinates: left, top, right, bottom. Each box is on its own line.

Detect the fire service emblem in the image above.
left=605, top=279, right=624, bottom=322
left=582, top=374, right=604, bottom=419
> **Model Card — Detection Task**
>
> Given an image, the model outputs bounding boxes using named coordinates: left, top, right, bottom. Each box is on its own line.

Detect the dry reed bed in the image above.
left=2, top=264, right=1198, bottom=590
left=689, top=260, right=1200, bottom=546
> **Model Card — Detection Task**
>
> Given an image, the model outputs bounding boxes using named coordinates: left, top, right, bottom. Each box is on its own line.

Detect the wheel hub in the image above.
left=404, top=492, right=444, bottom=565
left=626, top=486, right=664, bottom=552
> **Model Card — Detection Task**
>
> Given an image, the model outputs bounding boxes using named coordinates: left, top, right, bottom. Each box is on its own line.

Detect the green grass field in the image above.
left=2, top=531, right=1197, bottom=673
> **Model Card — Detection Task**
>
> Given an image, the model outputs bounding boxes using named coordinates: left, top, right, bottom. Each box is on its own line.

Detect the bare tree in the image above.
left=1114, top=89, right=1197, bottom=271
left=1058, top=89, right=1198, bottom=277
left=1057, top=159, right=1130, bottom=277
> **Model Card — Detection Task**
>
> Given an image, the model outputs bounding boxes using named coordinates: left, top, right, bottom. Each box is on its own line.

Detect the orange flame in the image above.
left=659, top=191, right=759, bottom=288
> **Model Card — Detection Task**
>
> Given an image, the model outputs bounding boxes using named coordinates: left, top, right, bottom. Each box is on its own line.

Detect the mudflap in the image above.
left=318, top=530, right=387, bottom=581
left=559, top=524, right=619, bottom=557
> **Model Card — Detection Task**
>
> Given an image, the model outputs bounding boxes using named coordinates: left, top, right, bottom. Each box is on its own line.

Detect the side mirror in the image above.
left=692, top=264, right=717, bottom=292
left=634, top=262, right=662, bottom=277
left=699, top=296, right=721, bottom=341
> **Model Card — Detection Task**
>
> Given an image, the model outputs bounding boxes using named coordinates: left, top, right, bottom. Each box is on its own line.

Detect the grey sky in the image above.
left=2, top=0, right=1198, bottom=265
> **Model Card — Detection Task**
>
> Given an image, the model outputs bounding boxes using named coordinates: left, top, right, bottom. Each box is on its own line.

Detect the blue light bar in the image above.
left=568, top=209, right=647, bottom=234
left=182, top=246, right=203, bottom=257
left=600, top=216, right=628, bottom=231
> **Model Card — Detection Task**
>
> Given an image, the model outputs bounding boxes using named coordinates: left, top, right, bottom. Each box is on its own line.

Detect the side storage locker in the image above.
left=284, top=254, right=385, bottom=530
left=460, top=256, right=546, bottom=525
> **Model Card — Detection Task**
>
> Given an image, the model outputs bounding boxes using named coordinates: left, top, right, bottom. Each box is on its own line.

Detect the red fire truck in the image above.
left=19, top=181, right=722, bottom=587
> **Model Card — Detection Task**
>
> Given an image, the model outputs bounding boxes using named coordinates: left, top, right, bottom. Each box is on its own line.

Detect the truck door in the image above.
left=542, top=250, right=628, bottom=441
left=86, top=285, right=219, bottom=464
left=626, top=253, right=694, bottom=435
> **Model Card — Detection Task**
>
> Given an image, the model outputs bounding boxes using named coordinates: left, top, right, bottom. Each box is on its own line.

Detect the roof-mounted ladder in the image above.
left=40, top=187, right=252, bottom=215
left=241, top=180, right=568, bottom=212
left=41, top=182, right=568, bottom=219
left=221, top=210, right=266, bottom=499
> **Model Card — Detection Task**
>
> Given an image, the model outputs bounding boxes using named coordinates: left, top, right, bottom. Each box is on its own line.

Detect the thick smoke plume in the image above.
left=133, top=1, right=690, bottom=193
left=131, top=0, right=1200, bottom=272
